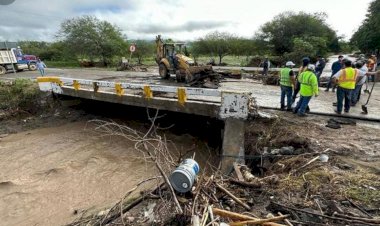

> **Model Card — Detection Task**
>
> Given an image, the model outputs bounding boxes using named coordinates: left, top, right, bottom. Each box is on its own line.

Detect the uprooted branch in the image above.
left=88, top=109, right=183, bottom=215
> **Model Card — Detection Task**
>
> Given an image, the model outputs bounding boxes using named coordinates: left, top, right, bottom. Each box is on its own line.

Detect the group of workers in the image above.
left=279, top=55, right=378, bottom=117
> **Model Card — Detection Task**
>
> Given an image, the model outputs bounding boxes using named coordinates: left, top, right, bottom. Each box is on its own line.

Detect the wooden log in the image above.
left=333, top=213, right=380, bottom=224
left=212, top=208, right=259, bottom=220
left=229, top=179, right=263, bottom=188
left=215, top=182, right=251, bottom=210
left=234, top=163, right=245, bottom=181
left=212, top=208, right=285, bottom=226
left=278, top=212, right=293, bottom=226
left=229, top=215, right=289, bottom=226
left=272, top=202, right=380, bottom=226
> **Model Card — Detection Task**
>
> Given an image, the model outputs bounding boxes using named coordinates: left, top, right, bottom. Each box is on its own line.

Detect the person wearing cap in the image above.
left=293, top=64, right=319, bottom=117
left=325, top=55, right=344, bottom=92
left=292, top=57, right=310, bottom=103
left=351, top=61, right=368, bottom=106
left=315, top=56, right=326, bottom=85
left=332, top=59, right=366, bottom=114
left=279, top=61, right=296, bottom=111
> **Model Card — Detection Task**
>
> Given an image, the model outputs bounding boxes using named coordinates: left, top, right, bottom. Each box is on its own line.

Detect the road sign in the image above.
left=129, top=44, right=136, bottom=52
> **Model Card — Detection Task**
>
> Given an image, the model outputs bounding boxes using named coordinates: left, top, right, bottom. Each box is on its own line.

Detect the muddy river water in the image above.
left=0, top=120, right=211, bottom=226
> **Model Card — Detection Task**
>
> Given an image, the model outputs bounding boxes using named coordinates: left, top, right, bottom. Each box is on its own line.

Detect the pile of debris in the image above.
left=186, top=69, right=242, bottom=89
left=116, top=58, right=148, bottom=72
left=68, top=156, right=380, bottom=226
left=67, top=116, right=380, bottom=226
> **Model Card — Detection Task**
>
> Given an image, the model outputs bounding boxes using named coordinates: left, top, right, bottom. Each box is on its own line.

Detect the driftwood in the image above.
left=229, top=179, right=263, bottom=188
left=345, top=197, right=373, bottom=218
left=333, top=213, right=380, bottom=224
left=212, top=208, right=259, bottom=221
left=212, top=208, right=285, bottom=226
left=229, top=215, right=289, bottom=226
left=234, top=163, right=245, bottom=181
left=271, top=202, right=380, bottom=226
left=153, top=158, right=183, bottom=214
left=278, top=212, right=293, bottom=226
left=215, top=182, right=251, bottom=210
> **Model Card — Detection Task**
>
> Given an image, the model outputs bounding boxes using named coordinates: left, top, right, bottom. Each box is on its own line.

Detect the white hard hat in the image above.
left=307, top=64, right=316, bottom=71
left=286, top=61, right=296, bottom=67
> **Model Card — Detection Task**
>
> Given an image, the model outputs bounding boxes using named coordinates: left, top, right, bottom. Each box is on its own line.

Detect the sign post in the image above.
left=129, top=44, right=136, bottom=61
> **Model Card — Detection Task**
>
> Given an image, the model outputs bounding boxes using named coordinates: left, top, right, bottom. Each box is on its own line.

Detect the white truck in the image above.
left=0, top=47, right=37, bottom=75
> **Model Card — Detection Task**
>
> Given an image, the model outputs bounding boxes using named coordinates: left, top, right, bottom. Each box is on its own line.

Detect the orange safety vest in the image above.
left=338, top=67, right=358, bottom=89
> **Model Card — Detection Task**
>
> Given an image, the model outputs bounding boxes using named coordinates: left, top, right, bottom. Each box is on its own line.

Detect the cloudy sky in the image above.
left=0, top=0, right=374, bottom=42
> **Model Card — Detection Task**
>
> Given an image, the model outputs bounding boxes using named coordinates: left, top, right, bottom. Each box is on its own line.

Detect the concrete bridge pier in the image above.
left=219, top=92, right=252, bottom=174
left=221, top=118, right=245, bottom=173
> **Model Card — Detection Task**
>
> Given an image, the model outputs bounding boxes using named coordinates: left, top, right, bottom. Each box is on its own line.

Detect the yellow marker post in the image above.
left=143, top=85, right=153, bottom=99
left=115, top=83, right=124, bottom=96
left=73, top=80, right=80, bottom=90
left=177, top=87, right=187, bottom=105
left=36, top=77, right=63, bottom=86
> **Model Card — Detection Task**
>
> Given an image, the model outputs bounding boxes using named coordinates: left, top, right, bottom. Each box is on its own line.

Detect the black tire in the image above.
left=28, top=63, right=37, bottom=71
left=185, top=73, right=194, bottom=84
left=159, top=63, right=170, bottom=79
left=175, top=70, right=185, bottom=82
left=0, top=66, right=6, bottom=75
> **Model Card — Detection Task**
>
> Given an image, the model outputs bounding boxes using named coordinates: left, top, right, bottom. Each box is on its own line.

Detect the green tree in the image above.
left=133, top=40, right=155, bottom=64
left=58, top=15, right=127, bottom=66
left=192, top=31, right=235, bottom=65
left=229, top=38, right=258, bottom=63
left=351, top=0, right=380, bottom=55
left=19, top=41, right=49, bottom=56
left=255, top=12, right=338, bottom=57
left=286, top=38, right=315, bottom=61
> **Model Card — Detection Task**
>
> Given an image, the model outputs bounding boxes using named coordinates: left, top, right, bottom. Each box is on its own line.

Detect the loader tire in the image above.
left=185, top=73, right=194, bottom=84
left=28, top=63, right=37, bottom=71
left=159, top=63, right=170, bottom=79
left=175, top=70, right=185, bottom=82
left=0, top=66, right=6, bottom=75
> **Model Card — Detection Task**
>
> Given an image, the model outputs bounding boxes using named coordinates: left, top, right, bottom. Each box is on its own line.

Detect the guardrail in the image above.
left=37, top=77, right=255, bottom=120
left=37, top=77, right=220, bottom=105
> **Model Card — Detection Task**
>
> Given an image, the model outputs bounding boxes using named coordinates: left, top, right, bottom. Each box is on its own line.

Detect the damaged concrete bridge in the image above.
left=37, top=77, right=255, bottom=172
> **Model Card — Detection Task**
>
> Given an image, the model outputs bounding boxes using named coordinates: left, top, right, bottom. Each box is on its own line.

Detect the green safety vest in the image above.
left=338, top=67, right=358, bottom=89
left=298, top=71, right=319, bottom=97
left=280, top=68, right=292, bottom=87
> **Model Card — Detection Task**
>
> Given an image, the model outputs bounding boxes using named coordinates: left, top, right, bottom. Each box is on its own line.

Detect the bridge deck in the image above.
left=4, top=67, right=380, bottom=121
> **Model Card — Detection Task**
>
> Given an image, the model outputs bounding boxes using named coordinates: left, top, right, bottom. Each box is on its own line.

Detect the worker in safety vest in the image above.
left=293, top=64, right=319, bottom=117
left=332, top=59, right=366, bottom=114
left=292, top=57, right=310, bottom=103
left=279, top=61, right=296, bottom=111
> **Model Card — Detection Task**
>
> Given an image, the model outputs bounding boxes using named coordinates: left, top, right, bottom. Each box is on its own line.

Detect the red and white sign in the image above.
left=129, top=44, right=136, bottom=52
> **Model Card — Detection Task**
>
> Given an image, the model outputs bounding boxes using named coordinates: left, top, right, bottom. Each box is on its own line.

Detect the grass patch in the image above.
left=346, top=188, right=380, bottom=205
left=0, top=79, right=41, bottom=113
left=45, top=60, right=80, bottom=68
left=340, top=168, right=380, bottom=205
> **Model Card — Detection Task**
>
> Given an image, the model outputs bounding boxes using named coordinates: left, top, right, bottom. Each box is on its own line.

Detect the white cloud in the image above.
left=0, top=0, right=373, bottom=42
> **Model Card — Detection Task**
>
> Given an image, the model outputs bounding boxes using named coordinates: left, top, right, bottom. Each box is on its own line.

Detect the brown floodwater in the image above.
left=0, top=121, right=213, bottom=226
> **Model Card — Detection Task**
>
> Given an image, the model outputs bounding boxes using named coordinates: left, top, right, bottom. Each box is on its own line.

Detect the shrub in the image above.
left=0, top=79, right=41, bottom=113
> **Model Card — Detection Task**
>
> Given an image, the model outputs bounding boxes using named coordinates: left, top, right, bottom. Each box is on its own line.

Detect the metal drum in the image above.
left=169, top=159, right=200, bottom=193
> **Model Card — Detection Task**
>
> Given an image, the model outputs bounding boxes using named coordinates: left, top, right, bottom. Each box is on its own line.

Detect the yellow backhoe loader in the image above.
left=155, top=35, right=213, bottom=83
